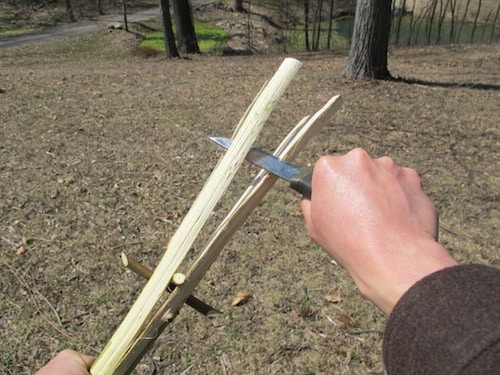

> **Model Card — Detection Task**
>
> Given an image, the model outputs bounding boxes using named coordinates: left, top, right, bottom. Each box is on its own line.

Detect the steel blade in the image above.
left=209, top=136, right=301, bottom=182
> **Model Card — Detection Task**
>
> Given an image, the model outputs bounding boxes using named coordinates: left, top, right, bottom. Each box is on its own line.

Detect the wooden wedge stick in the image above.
left=159, top=94, right=343, bottom=322
left=121, top=253, right=220, bottom=316
left=91, top=58, right=303, bottom=374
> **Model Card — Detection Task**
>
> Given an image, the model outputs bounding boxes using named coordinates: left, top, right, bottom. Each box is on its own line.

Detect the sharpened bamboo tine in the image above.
left=121, top=253, right=153, bottom=279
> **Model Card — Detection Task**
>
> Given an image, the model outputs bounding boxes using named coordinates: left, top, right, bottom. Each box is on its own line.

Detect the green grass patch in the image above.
left=0, top=28, right=36, bottom=36
left=140, top=19, right=227, bottom=53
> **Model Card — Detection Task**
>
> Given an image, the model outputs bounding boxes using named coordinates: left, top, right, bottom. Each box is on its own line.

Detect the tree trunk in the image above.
left=235, top=0, right=244, bottom=12
left=426, top=0, right=438, bottom=44
left=172, top=0, right=200, bottom=54
left=393, top=0, right=407, bottom=45
left=406, top=0, right=416, bottom=45
left=122, top=0, right=129, bottom=32
left=160, top=0, right=180, bottom=57
left=65, top=0, right=77, bottom=23
left=470, top=0, right=481, bottom=43
left=457, top=0, right=471, bottom=43
left=480, top=9, right=491, bottom=42
left=343, top=0, right=392, bottom=79
left=314, top=0, right=324, bottom=51
left=326, top=0, right=334, bottom=49
left=449, top=0, right=457, bottom=43
left=490, top=3, right=500, bottom=43
left=303, top=0, right=310, bottom=51
left=97, top=0, right=104, bottom=15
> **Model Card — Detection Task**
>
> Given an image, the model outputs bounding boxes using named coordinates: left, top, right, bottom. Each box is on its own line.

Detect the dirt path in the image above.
left=0, top=22, right=105, bottom=48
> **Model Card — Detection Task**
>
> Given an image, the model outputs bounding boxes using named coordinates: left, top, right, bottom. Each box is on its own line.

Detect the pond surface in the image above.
left=285, top=15, right=499, bottom=52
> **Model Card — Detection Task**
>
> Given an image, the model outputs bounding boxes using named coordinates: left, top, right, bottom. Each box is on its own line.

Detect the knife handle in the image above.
left=289, top=166, right=313, bottom=198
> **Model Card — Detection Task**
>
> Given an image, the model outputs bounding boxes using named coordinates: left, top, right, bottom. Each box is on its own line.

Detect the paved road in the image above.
left=0, top=6, right=161, bottom=48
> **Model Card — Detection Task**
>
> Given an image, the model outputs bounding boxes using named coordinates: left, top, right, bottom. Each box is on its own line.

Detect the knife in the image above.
left=209, top=136, right=313, bottom=198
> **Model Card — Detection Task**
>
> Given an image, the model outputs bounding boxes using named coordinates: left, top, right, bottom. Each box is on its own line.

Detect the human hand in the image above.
left=300, top=148, right=458, bottom=314
left=35, top=349, right=94, bottom=375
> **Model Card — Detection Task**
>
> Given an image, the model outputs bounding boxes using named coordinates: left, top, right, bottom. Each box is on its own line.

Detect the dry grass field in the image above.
left=0, top=26, right=499, bottom=374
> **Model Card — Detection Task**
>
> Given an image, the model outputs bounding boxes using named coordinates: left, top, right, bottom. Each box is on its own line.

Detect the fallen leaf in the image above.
left=338, top=313, right=357, bottom=329
left=16, top=246, right=27, bottom=256
left=232, top=292, right=252, bottom=306
left=324, top=295, right=342, bottom=303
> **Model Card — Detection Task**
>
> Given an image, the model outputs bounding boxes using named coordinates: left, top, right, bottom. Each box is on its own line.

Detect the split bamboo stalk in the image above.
left=90, top=57, right=303, bottom=374
left=160, top=94, right=343, bottom=326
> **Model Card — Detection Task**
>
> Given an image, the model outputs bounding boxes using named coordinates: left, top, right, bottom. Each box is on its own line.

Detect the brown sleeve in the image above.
left=383, top=264, right=500, bottom=374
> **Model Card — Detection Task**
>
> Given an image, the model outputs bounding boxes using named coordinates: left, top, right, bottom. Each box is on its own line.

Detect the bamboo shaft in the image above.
left=91, top=58, right=303, bottom=374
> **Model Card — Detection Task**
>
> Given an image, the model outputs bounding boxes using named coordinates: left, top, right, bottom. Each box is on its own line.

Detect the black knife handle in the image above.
left=289, top=166, right=313, bottom=198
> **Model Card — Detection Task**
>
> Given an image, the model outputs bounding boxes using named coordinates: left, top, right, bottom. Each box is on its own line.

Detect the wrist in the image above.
left=354, top=240, right=458, bottom=315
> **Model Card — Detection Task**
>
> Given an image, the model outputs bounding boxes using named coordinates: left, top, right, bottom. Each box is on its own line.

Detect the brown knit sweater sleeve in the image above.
left=383, top=264, right=500, bottom=374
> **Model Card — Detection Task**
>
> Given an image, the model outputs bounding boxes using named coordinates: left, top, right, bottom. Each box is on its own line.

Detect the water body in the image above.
left=286, top=15, right=499, bottom=52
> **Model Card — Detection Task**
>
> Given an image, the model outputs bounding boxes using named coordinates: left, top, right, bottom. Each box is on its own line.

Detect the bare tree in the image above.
left=436, top=0, right=450, bottom=43
left=172, top=0, right=200, bottom=54
left=344, top=0, right=392, bottom=79
left=97, top=0, right=104, bottom=15
left=160, top=0, right=180, bottom=57
left=303, top=0, right=310, bottom=51
left=313, top=0, right=324, bottom=50
left=326, top=0, right=334, bottom=49
left=490, top=3, right=500, bottom=43
left=235, top=0, right=244, bottom=12
left=122, top=0, right=128, bottom=32
left=470, top=0, right=481, bottom=42
left=65, top=0, right=76, bottom=22
left=457, top=0, right=471, bottom=43
left=393, top=0, right=407, bottom=45
left=406, top=0, right=417, bottom=45
left=480, top=8, right=492, bottom=42
left=448, top=0, right=458, bottom=43
left=426, top=0, right=438, bottom=44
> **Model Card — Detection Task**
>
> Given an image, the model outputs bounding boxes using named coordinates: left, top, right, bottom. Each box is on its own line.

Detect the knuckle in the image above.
left=378, top=155, right=396, bottom=167
left=349, top=147, right=370, bottom=160
left=403, top=167, right=422, bottom=184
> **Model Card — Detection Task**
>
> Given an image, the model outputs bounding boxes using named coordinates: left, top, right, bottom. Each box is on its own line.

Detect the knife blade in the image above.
left=209, top=136, right=313, bottom=198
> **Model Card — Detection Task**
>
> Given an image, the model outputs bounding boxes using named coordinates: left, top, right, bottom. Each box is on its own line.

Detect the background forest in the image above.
left=1, top=0, right=499, bottom=53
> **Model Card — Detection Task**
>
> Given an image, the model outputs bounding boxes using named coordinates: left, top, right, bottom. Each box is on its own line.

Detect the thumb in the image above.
left=300, top=196, right=312, bottom=228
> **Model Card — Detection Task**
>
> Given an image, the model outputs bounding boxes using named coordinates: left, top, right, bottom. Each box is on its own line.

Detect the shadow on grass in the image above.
left=393, top=76, right=500, bottom=91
